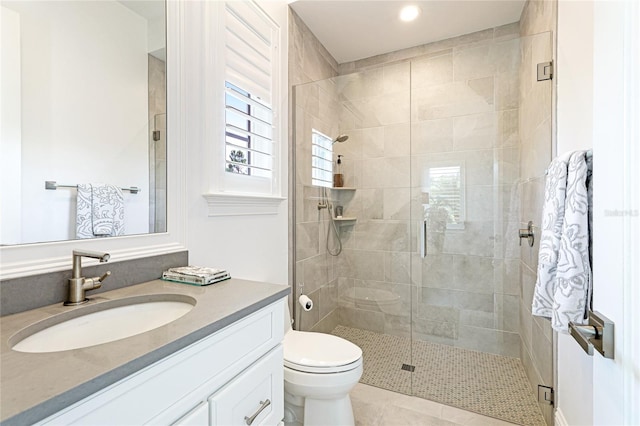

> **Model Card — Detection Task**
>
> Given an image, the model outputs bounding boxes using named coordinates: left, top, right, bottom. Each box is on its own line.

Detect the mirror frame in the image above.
left=0, top=1, right=186, bottom=280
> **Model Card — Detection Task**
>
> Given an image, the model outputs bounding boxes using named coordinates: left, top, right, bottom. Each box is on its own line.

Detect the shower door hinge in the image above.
left=537, top=61, right=554, bottom=81
left=538, top=385, right=554, bottom=405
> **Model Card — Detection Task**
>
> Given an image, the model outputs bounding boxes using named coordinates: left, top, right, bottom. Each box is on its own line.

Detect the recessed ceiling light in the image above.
left=399, top=5, right=421, bottom=22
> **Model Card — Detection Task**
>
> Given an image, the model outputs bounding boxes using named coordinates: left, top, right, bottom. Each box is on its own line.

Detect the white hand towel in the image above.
left=552, top=152, right=592, bottom=331
left=532, top=152, right=572, bottom=320
left=532, top=151, right=592, bottom=332
left=76, top=184, right=125, bottom=238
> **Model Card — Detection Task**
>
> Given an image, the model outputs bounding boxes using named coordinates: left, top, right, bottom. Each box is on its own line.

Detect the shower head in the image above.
left=332, top=134, right=349, bottom=144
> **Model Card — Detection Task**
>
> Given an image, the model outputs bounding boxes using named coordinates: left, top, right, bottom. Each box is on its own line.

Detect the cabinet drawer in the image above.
left=209, top=345, right=283, bottom=426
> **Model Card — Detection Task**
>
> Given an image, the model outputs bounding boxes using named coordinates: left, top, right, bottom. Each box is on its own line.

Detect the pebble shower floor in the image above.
left=331, top=325, right=546, bottom=426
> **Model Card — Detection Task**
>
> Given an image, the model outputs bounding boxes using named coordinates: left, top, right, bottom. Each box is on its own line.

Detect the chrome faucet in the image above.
left=64, top=250, right=112, bottom=306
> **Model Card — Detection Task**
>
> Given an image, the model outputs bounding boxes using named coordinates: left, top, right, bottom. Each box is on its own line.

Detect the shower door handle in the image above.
left=419, top=220, right=427, bottom=258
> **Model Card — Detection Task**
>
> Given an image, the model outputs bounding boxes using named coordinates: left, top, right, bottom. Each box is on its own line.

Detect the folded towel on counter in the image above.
left=532, top=151, right=593, bottom=332
left=162, top=266, right=231, bottom=286
left=76, top=183, right=125, bottom=238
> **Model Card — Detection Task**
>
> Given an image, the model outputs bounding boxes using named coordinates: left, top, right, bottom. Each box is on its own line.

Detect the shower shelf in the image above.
left=331, top=187, right=356, bottom=191
left=334, top=217, right=357, bottom=225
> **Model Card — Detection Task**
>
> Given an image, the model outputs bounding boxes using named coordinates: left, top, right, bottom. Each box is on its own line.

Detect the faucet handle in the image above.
left=98, top=271, right=111, bottom=282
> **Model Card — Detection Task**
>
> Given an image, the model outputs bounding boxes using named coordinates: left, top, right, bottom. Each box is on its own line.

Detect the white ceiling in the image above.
left=289, top=1, right=526, bottom=64
left=118, top=0, right=165, bottom=21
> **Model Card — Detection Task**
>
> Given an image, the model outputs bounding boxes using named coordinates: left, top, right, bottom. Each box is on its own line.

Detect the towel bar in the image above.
left=569, top=311, right=614, bottom=359
left=45, top=181, right=141, bottom=194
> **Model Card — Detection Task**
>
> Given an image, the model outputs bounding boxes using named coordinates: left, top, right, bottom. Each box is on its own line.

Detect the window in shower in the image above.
left=425, top=163, right=465, bottom=229
left=311, top=129, right=333, bottom=188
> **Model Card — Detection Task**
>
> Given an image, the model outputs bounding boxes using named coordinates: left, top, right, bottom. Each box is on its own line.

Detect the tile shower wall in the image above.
left=289, top=8, right=340, bottom=332
left=518, top=1, right=557, bottom=425
left=332, top=25, right=523, bottom=357
left=333, top=62, right=413, bottom=338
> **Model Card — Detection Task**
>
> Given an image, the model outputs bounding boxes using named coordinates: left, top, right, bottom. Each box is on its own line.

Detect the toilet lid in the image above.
left=284, top=331, right=362, bottom=372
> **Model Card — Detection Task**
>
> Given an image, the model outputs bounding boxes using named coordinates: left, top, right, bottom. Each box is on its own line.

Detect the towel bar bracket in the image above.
left=518, top=221, right=535, bottom=247
left=569, top=311, right=615, bottom=359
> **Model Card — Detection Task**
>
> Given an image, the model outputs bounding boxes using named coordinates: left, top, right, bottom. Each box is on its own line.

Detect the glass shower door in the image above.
left=409, top=31, right=554, bottom=425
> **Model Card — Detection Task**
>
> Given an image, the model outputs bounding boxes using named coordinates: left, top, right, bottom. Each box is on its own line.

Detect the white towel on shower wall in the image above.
left=532, top=151, right=592, bottom=332
left=76, top=183, right=125, bottom=239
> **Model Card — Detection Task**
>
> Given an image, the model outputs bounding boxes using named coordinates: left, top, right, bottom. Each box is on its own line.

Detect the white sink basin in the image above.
left=11, top=295, right=196, bottom=353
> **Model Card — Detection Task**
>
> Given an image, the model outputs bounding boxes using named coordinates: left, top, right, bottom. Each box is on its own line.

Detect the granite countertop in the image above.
left=0, top=278, right=290, bottom=425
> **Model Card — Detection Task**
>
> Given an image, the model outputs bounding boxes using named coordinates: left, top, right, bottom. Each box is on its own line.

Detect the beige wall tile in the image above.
left=411, top=78, right=494, bottom=121
left=497, top=109, right=520, bottom=147
left=495, top=294, right=520, bottom=332
left=384, top=188, right=411, bottom=220
left=411, top=54, right=453, bottom=89
left=460, top=309, right=495, bottom=329
left=339, top=306, right=385, bottom=332
left=411, top=119, right=454, bottom=154
left=457, top=326, right=520, bottom=357
left=452, top=255, right=496, bottom=294
left=531, top=318, right=553, bottom=384
left=384, top=123, right=411, bottom=157
left=453, top=44, right=494, bottom=81
left=494, top=258, right=521, bottom=296
left=296, top=222, right=320, bottom=260
left=453, top=113, right=496, bottom=150
left=310, top=309, right=340, bottom=334
left=420, top=254, right=454, bottom=289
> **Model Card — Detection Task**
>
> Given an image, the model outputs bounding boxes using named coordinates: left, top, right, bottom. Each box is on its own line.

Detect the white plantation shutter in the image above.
left=225, top=2, right=273, bottom=104
left=311, top=130, right=333, bottom=188
left=427, top=165, right=465, bottom=228
left=220, top=1, right=280, bottom=194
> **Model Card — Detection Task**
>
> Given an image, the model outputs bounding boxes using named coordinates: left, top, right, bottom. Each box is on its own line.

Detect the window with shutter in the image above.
left=311, top=130, right=333, bottom=188
left=426, top=165, right=465, bottom=229
left=217, top=0, right=280, bottom=196
left=204, top=1, right=286, bottom=216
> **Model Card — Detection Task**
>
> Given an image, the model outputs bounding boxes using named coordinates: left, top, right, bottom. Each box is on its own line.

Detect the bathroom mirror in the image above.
left=0, top=0, right=167, bottom=245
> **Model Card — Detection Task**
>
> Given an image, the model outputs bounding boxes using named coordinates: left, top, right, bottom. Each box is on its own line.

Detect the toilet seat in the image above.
left=283, top=331, right=362, bottom=373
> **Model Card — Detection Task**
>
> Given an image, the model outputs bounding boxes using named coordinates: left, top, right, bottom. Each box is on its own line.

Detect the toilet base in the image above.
left=283, top=390, right=355, bottom=426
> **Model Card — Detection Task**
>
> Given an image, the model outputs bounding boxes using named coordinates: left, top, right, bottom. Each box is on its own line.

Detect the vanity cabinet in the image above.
left=36, top=298, right=285, bottom=426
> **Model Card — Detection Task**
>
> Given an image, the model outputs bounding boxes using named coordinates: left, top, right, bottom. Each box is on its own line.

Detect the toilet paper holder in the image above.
left=299, top=294, right=313, bottom=311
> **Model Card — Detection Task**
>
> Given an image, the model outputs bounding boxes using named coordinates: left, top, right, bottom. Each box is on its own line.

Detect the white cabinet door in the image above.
left=209, top=345, right=283, bottom=426
left=173, top=402, right=209, bottom=426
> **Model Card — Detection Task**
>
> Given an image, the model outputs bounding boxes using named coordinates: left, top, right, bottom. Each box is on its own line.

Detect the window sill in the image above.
left=203, top=193, right=286, bottom=216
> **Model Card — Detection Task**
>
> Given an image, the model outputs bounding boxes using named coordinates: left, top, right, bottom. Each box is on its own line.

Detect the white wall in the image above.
left=556, top=1, right=594, bottom=424
left=2, top=1, right=150, bottom=244
left=0, top=6, right=22, bottom=245
left=185, top=1, right=289, bottom=286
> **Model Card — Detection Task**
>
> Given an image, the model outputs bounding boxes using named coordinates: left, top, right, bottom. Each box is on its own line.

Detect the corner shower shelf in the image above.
left=331, top=187, right=356, bottom=191
left=334, top=217, right=357, bottom=225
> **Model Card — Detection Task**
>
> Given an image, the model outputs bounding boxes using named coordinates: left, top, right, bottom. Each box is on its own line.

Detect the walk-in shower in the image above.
left=293, top=24, right=554, bottom=426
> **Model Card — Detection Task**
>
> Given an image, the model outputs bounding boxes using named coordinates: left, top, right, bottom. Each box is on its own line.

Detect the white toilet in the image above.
left=283, top=303, right=363, bottom=426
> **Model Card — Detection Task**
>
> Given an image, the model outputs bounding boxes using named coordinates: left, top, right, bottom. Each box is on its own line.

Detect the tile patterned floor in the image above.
left=332, top=326, right=546, bottom=426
